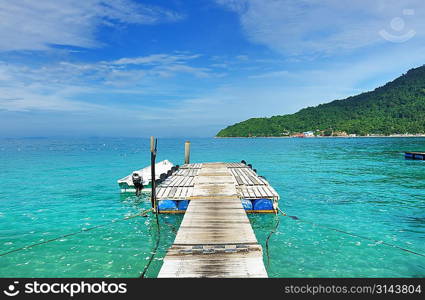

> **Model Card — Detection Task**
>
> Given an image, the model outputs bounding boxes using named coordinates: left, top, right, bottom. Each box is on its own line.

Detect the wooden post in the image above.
left=150, top=136, right=155, bottom=153
left=184, top=141, right=190, bottom=164
left=150, top=136, right=157, bottom=211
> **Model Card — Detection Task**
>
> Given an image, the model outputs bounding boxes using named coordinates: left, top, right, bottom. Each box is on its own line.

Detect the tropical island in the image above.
left=216, top=65, right=425, bottom=138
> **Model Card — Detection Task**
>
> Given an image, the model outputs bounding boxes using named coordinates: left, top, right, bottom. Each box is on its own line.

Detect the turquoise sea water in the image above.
left=0, top=137, right=424, bottom=278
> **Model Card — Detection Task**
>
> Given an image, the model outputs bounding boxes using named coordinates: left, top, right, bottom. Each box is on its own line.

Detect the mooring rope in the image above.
left=0, top=208, right=154, bottom=258
left=277, top=208, right=425, bottom=258
left=140, top=212, right=161, bottom=278
left=265, top=215, right=280, bottom=268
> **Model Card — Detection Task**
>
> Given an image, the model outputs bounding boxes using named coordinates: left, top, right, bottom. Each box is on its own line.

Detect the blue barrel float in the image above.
left=158, top=200, right=178, bottom=211
left=241, top=199, right=253, bottom=210
left=405, top=152, right=413, bottom=159
left=177, top=200, right=189, bottom=211
left=252, top=198, right=274, bottom=211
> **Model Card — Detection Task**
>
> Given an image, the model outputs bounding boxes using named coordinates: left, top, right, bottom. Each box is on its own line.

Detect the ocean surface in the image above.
left=0, top=137, right=424, bottom=278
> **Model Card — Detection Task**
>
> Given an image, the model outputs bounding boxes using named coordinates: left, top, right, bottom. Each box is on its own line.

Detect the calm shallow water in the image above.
left=0, top=137, right=424, bottom=277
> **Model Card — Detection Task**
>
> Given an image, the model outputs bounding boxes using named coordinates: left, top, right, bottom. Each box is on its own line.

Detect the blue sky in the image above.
left=1, top=0, right=425, bottom=137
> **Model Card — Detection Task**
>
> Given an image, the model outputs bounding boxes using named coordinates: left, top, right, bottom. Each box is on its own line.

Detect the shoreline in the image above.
left=215, top=135, right=425, bottom=139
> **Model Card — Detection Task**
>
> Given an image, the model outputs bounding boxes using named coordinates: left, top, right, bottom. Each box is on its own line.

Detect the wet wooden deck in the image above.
left=157, top=162, right=268, bottom=278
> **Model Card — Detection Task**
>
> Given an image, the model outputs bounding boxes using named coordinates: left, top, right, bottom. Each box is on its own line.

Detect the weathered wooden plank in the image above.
left=158, top=255, right=267, bottom=278
left=186, top=187, right=193, bottom=198
left=175, top=176, right=185, bottom=187
left=229, top=169, right=244, bottom=186
left=169, top=187, right=178, bottom=198
left=181, top=175, right=192, bottom=187
left=235, top=176, right=243, bottom=186
left=156, top=187, right=166, bottom=198
left=178, top=176, right=187, bottom=187
left=158, top=161, right=278, bottom=200
left=164, top=186, right=172, bottom=198
left=236, top=168, right=249, bottom=185
left=166, top=176, right=176, bottom=187
left=249, top=175, right=260, bottom=186
left=241, top=168, right=257, bottom=186
left=181, top=187, right=188, bottom=198
left=175, top=176, right=184, bottom=186
left=237, top=168, right=249, bottom=184
left=159, top=162, right=268, bottom=278
left=251, top=186, right=260, bottom=198
left=180, top=163, right=202, bottom=169
left=248, top=186, right=257, bottom=198
left=226, top=162, right=247, bottom=169
left=176, top=187, right=184, bottom=199
left=257, top=185, right=268, bottom=198
left=259, top=177, right=269, bottom=186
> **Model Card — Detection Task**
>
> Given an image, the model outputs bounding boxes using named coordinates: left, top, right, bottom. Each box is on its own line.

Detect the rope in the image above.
left=140, top=212, right=161, bottom=278
left=265, top=215, right=280, bottom=268
left=0, top=208, right=153, bottom=257
left=0, top=205, right=169, bottom=278
left=277, top=208, right=425, bottom=258
left=139, top=212, right=181, bottom=277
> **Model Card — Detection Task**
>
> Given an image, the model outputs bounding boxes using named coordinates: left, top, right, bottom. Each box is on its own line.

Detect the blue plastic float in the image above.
left=252, top=198, right=273, bottom=210
left=158, top=200, right=178, bottom=211
left=177, top=200, right=189, bottom=210
left=241, top=199, right=253, bottom=210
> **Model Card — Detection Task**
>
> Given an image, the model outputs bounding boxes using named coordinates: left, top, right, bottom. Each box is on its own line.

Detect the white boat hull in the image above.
left=120, top=187, right=152, bottom=193
left=117, top=160, right=173, bottom=193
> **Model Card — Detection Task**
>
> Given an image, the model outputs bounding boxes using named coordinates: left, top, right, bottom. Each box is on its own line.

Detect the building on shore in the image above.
left=332, top=131, right=348, bottom=137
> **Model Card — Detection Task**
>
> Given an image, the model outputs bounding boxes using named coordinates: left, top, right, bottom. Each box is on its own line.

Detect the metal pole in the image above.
left=150, top=136, right=157, bottom=211
left=184, top=141, right=190, bottom=164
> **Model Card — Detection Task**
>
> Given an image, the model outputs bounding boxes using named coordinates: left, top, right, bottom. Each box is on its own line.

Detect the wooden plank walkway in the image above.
left=157, top=162, right=268, bottom=278
left=156, top=162, right=279, bottom=202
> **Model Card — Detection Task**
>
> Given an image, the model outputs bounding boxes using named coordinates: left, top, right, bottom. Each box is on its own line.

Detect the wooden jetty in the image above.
left=157, top=162, right=274, bottom=278
left=156, top=162, right=279, bottom=213
left=405, top=152, right=425, bottom=160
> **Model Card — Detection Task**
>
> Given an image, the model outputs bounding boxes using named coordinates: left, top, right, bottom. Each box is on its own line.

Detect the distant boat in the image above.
left=117, top=160, right=174, bottom=193
left=405, top=152, right=425, bottom=160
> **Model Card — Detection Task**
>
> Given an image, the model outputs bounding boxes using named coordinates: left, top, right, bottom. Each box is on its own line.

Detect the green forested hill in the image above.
left=216, top=65, right=425, bottom=137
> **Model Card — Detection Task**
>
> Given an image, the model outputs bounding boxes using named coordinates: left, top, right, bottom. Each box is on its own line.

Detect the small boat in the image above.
left=117, top=160, right=174, bottom=193
left=405, top=152, right=425, bottom=160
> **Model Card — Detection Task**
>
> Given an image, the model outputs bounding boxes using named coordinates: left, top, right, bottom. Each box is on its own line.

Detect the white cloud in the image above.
left=235, top=55, right=249, bottom=61
left=0, top=52, right=217, bottom=114
left=249, top=70, right=290, bottom=79
left=111, top=54, right=201, bottom=65
left=0, top=0, right=183, bottom=51
left=0, top=52, right=209, bottom=88
left=0, top=85, right=99, bottom=112
left=217, top=0, right=425, bottom=55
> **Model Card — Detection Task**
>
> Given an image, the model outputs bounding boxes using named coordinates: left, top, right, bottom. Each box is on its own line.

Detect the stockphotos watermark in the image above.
left=379, top=9, right=416, bottom=43
left=3, top=281, right=127, bottom=297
